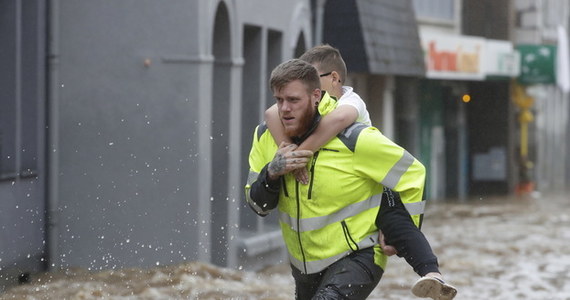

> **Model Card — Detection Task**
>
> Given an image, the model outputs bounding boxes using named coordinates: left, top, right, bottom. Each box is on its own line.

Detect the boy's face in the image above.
left=274, top=79, right=320, bottom=137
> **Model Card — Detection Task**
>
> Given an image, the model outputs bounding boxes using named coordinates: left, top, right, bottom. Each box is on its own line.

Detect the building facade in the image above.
left=512, top=0, right=570, bottom=191
left=0, top=0, right=312, bottom=289
left=414, top=0, right=521, bottom=200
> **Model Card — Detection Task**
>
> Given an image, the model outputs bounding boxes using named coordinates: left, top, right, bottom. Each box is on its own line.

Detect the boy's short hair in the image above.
left=299, top=44, right=347, bottom=84
left=270, top=59, right=320, bottom=94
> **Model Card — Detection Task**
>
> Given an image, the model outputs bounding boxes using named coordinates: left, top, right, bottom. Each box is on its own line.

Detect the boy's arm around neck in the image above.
left=297, top=105, right=358, bottom=152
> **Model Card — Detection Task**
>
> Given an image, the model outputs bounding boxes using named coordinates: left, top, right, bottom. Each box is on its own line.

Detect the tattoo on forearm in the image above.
left=269, top=153, right=287, bottom=175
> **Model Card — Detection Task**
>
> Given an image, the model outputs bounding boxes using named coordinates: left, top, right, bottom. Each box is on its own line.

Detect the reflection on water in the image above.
left=2, top=192, right=570, bottom=299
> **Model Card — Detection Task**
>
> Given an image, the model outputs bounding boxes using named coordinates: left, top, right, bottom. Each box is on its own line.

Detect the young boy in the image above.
left=264, top=45, right=457, bottom=300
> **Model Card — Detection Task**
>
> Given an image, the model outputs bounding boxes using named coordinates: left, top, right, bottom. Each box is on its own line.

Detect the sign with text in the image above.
left=486, top=39, right=521, bottom=78
left=421, top=33, right=486, bottom=80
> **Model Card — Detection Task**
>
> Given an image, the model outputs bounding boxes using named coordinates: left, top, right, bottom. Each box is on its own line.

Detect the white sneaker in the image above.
left=411, top=276, right=457, bottom=300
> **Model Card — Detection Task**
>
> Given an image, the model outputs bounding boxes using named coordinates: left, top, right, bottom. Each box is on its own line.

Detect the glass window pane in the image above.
left=0, top=0, right=17, bottom=180
left=413, top=0, right=455, bottom=22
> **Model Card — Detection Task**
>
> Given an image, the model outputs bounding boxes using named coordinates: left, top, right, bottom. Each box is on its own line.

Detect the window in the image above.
left=0, top=0, right=43, bottom=180
left=1, top=0, right=19, bottom=179
left=413, top=0, right=455, bottom=23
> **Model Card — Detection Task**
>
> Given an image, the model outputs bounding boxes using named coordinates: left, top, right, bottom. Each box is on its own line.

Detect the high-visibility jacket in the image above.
left=245, top=92, right=426, bottom=274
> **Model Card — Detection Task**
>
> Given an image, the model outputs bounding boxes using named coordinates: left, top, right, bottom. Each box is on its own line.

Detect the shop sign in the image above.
left=516, top=44, right=556, bottom=84
left=421, top=33, right=486, bottom=80
left=486, top=40, right=520, bottom=78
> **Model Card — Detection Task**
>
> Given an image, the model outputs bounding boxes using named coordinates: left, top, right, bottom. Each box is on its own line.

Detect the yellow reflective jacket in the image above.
left=245, top=92, right=426, bottom=274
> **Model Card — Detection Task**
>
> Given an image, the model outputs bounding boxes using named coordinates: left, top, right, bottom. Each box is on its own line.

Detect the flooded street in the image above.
left=375, top=191, right=570, bottom=300
left=2, top=191, right=569, bottom=300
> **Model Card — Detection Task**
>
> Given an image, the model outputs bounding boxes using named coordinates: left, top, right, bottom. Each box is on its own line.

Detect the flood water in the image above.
left=1, top=191, right=569, bottom=300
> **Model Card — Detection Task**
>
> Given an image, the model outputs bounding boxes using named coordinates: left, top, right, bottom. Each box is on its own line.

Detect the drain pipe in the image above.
left=314, top=0, right=326, bottom=45
left=46, top=0, right=60, bottom=271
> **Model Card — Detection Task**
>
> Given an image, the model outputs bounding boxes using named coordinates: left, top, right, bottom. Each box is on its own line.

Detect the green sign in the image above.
left=516, top=44, right=556, bottom=84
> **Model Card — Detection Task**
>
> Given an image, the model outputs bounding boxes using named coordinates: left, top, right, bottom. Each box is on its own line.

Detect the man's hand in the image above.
left=379, top=230, right=397, bottom=256
left=293, top=168, right=309, bottom=184
left=268, top=143, right=313, bottom=180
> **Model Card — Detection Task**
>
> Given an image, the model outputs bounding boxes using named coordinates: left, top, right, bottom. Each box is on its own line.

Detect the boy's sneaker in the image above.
left=411, top=276, right=457, bottom=300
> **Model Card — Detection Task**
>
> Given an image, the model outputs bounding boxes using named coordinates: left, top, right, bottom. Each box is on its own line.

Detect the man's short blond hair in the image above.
left=270, top=59, right=320, bottom=94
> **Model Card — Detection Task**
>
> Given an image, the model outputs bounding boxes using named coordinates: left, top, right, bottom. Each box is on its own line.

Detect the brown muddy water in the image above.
left=1, top=192, right=569, bottom=299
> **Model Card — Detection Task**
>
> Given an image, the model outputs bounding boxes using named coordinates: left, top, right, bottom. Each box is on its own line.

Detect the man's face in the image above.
left=274, top=79, right=320, bottom=137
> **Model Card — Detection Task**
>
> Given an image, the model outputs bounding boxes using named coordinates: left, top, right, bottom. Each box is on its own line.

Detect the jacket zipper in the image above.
left=307, top=151, right=320, bottom=199
left=295, top=180, right=307, bottom=273
left=281, top=176, right=289, bottom=197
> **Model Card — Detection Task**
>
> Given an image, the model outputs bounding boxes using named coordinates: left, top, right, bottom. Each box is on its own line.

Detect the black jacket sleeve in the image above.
left=248, top=164, right=281, bottom=216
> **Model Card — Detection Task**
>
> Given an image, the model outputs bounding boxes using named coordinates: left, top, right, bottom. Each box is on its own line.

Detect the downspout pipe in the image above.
left=46, top=0, right=60, bottom=271
left=315, top=0, right=326, bottom=45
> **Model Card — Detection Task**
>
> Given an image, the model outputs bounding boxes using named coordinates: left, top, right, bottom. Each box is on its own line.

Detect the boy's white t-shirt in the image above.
left=338, top=86, right=371, bottom=125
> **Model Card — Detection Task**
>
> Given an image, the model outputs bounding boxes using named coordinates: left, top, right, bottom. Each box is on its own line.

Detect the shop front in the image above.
left=419, top=33, right=519, bottom=200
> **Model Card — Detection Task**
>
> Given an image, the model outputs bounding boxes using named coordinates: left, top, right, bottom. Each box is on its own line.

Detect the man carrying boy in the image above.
left=245, top=58, right=455, bottom=299
left=261, top=45, right=457, bottom=299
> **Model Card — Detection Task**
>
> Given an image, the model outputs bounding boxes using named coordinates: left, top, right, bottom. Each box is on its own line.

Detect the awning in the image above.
left=322, top=0, right=425, bottom=77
